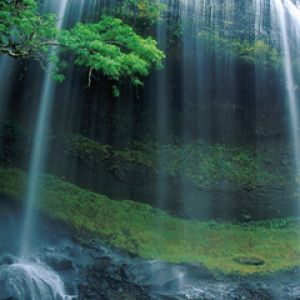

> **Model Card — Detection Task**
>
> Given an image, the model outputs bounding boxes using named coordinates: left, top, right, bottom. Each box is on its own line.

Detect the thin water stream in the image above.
left=14, top=1, right=73, bottom=299
left=20, top=0, right=69, bottom=259
left=272, top=0, right=300, bottom=201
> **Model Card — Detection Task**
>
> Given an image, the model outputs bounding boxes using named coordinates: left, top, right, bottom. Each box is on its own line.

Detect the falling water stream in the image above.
left=285, top=0, right=300, bottom=24
left=272, top=0, right=300, bottom=197
left=0, top=1, right=75, bottom=299
left=21, top=1, right=102, bottom=249
left=20, top=0, right=69, bottom=258
left=0, top=260, right=72, bottom=300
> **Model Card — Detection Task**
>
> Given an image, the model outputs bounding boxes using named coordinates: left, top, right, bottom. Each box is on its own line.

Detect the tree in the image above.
left=0, top=0, right=164, bottom=86
left=0, top=0, right=57, bottom=58
left=60, top=16, right=164, bottom=86
left=114, top=0, right=165, bottom=28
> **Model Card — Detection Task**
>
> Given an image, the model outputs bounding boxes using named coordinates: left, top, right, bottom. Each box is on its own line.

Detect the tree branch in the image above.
left=88, top=67, right=94, bottom=87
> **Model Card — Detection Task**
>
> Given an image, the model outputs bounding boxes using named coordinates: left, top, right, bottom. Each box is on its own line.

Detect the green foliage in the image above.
left=0, top=127, right=290, bottom=190
left=0, top=0, right=57, bottom=58
left=63, top=135, right=290, bottom=189
left=0, top=0, right=164, bottom=87
left=112, top=85, right=120, bottom=98
left=154, top=142, right=289, bottom=188
left=199, top=31, right=280, bottom=67
left=0, top=166, right=300, bottom=274
left=0, top=122, right=28, bottom=164
left=114, top=0, right=165, bottom=27
left=59, top=16, right=164, bottom=86
left=167, top=20, right=183, bottom=46
left=62, top=134, right=154, bottom=170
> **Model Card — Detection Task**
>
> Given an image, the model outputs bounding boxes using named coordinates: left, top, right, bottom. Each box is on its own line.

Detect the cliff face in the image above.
left=1, top=0, right=288, bottom=146
left=0, top=0, right=297, bottom=222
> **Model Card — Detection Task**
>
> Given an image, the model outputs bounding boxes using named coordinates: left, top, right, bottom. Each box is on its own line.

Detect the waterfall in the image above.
left=20, top=0, right=116, bottom=259
left=0, top=2, right=100, bottom=299
left=272, top=0, right=300, bottom=195
left=20, top=0, right=69, bottom=258
left=2, top=0, right=300, bottom=297
left=154, top=3, right=169, bottom=213
left=285, top=0, right=300, bottom=26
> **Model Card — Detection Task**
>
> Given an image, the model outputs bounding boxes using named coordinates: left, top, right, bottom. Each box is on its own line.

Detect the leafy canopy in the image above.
left=199, top=31, right=280, bottom=67
left=0, top=0, right=57, bottom=58
left=0, top=0, right=164, bottom=86
left=60, top=16, right=164, bottom=86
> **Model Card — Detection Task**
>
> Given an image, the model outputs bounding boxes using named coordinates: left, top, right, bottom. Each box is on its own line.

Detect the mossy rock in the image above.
left=234, top=257, right=265, bottom=266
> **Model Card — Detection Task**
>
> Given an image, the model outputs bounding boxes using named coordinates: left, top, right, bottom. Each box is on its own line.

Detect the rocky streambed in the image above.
left=0, top=196, right=300, bottom=300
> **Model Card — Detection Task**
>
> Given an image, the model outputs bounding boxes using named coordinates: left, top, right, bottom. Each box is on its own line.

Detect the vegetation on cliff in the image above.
left=0, top=166, right=299, bottom=275
left=199, top=31, right=280, bottom=67
left=63, top=134, right=291, bottom=189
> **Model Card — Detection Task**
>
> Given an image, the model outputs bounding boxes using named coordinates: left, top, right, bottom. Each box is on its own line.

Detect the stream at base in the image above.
left=0, top=196, right=300, bottom=300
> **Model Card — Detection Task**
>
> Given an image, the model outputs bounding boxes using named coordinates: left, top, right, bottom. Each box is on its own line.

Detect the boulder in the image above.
left=234, top=257, right=265, bottom=266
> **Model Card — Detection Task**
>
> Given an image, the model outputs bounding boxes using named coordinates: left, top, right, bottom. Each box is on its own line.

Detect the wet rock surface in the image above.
left=2, top=122, right=295, bottom=223
left=47, top=138, right=297, bottom=223
left=77, top=256, right=300, bottom=300
left=78, top=257, right=150, bottom=300
left=0, top=197, right=300, bottom=300
left=0, top=255, right=15, bottom=266
left=41, top=253, right=75, bottom=272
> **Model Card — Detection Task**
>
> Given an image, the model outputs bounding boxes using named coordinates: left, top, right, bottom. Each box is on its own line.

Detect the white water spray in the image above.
left=285, top=0, right=300, bottom=25
left=0, top=259, right=74, bottom=300
left=14, top=1, right=73, bottom=298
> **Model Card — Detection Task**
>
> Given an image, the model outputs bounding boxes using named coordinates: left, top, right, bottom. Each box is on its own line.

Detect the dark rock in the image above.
left=79, top=261, right=150, bottom=300
left=0, top=255, right=14, bottom=266
left=93, top=256, right=113, bottom=270
left=180, top=262, right=215, bottom=280
left=43, top=253, right=75, bottom=271
left=234, top=257, right=265, bottom=266
left=234, top=283, right=275, bottom=300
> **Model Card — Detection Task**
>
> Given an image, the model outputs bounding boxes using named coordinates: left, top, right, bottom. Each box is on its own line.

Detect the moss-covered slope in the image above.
left=64, top=134, right=291, bottom=189
left=0, top=167, right=299, bottom=275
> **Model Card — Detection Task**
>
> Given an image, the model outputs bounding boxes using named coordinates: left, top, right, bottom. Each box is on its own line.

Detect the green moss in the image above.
left=0, top=166, right=299, bottom=275
left=199, top=31, right=281, bottom=67
left=0, top=128, right=291, bottom=190
left=63, top=135, right=291, bottom=189
left=62, top=134, right=155, bottom=168
left=156, top=142, right=291, bottom=188
left=113, top=0, right=166, bottom=26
